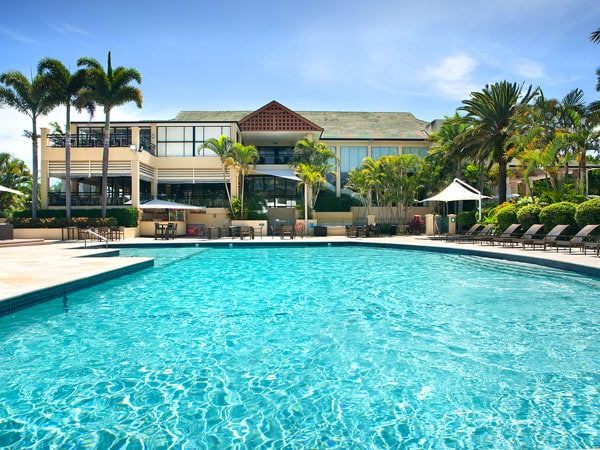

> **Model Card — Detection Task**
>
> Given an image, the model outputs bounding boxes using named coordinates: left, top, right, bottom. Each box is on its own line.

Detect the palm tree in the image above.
left=0, top=70, right=55, bottom=218
left=77, top=51, right=142, bottom=218
left=459, top=81, right=538, bottom=203
left=231, top=143, right=258, bottom=219
left=201, top=135, right=235, bottom=216
left=0, top=152, right=31, bottom=212
left=38, top=58, right=93, bottom=219
left=428, top=113, right=471, bottom=179
left=291, top=137, right=336, bottom=229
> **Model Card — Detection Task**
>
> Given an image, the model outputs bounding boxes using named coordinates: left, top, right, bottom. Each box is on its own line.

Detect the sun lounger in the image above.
left=478, top=223, right=521, bottom=246
left=455, top=223, right=495, bottom=243
left=545, top=224, right=599, bottom=253
left=443, top=223, right=483, bottom=241
left=502, top=224, right=545, bottom=247
left=522, top=224, right=569, bottom=250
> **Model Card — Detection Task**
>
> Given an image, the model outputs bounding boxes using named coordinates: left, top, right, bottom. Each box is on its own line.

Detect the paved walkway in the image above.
left=1, top=235, right=600, bottom=314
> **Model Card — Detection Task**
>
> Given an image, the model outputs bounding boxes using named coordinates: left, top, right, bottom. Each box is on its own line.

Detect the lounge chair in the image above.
left=502, top=224, right=545, bottom=247
left=457, top=223, right=495, bottom=243
left=478, top=223, right=521, bottom=246
left=546, top=224, right=599, bottom=253
left=522, top=224, right=570, bottom=250
left=443, top=223, right=483, bottom=241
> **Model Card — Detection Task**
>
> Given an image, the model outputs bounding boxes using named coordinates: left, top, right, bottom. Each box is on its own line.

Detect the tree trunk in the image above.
left=65, top=105, right=72, bottom=219
left=101, top=109, right=110, bottom=218
left=498, top=158, right=507, bottom=204
left=31, top=116, right=38, bottom=219
left=304, top=182, right=309, bottom=237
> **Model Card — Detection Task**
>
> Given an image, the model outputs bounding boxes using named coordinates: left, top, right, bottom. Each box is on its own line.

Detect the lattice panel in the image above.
left=48, top=161, right=131, bottom=177
left=240, top=101, right=322, bottom=132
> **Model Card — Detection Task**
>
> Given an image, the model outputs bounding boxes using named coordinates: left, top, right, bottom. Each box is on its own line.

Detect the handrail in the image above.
left=84, top=228, right=108, bottom=248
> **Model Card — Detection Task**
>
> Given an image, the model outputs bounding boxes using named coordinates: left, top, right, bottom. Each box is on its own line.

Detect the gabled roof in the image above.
left=239, top=101, right=323, bottom=133
left=173, top=102, right=430, bottom=140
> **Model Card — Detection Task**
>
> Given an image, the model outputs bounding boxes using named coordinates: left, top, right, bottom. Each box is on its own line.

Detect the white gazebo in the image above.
left=421, top=178, right=489, bottom=221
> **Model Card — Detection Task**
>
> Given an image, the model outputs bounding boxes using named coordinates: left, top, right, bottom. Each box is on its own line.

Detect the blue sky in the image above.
left=1, top=0, right=599, bottom=167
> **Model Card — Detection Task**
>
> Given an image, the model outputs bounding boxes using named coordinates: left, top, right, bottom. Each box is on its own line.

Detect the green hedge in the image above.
left=495, top=204, right=518, bottom=231
left=575, top=198, right=600, bottom=227
left=314, top=190, right=360, bottom=212
left=538, top=202, right=577, bottom=233
left=516, top=204, right=542, bottom=231
left=13, top=208, right=139, bottom=227
left=13, top=216, right=117, bottom=228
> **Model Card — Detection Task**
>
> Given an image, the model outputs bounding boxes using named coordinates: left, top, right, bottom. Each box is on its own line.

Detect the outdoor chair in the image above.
left=166, top=223, right=177, bottom=239
left=502, top=224, right=545, bottom=247
left=240, top=226, right=254, bottom=240
left=456, top=223, right=494, bottom=243
left=345, top=225, right=359, bottom=238
left=522, top=224, right=570, bottom=250
left=443, top=223, right=483, bottom=242
left=280, top=225, right=294, bottom=239
left=478, top=223, right=521, bottom=246
left=547, top=224, right=599, bottom=253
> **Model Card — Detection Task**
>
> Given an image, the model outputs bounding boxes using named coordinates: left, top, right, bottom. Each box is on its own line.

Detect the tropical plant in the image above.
left=38, top=58, right=94, bottom=219
left=0, top=69, right=56, bottom=218
left=428, top=113, right=471, bottom=179
left=0, top=152, right=31, bottom=214
left=516, top=204, right=542, bottom=231
left=539, top=201, right=578, bottom=232
left=495, top=203, right=518, bottom=231
left=201, top=135, right=235, bottom=217
left=458, top=81, right=538, bottom=204
left=77, top=51, right=142, bottom=218
left=231, top=143, right=258, bottom=219
left=575, top=197, right=600, bottom=226
left=379, top=154, right=422, bottom=222
left=291, top=138, right=336, bottom=233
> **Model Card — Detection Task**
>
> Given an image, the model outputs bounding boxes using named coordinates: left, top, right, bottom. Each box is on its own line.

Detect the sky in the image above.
left=1, top=0, right=599, bottom=168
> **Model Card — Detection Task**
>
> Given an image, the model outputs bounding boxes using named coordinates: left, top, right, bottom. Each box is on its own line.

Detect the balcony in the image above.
left=48, top=133, right=132, bottom=148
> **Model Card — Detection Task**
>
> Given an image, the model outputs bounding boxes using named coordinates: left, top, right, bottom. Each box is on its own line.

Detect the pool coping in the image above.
left=2, top=235, right=600, bottom=317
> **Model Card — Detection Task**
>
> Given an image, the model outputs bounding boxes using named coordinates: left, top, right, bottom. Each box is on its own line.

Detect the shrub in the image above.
left=457, top=210, right=477, bottom=230
left=314, top=190, right=360, bottom=212
left=538, top=201, right=577, bottom=233
left=516, top=204, right=542, bottom=231
left=575, top=197, right=600, bottom=227
left=12, top=208, right=138, bottom=227
left=495, top=203, right=518, bottom=231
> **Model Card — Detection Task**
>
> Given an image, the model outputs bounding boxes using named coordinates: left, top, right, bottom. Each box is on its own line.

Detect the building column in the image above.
left=40, top=128, right=49, bottom=209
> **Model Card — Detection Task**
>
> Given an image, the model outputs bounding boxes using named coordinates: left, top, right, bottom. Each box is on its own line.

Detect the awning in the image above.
left=138, top=199, right=206, bottom=210
left=421, top=178, right=490, bottom=220
left=252, top=169, right=300, bottom=181
left=421, top=178, right=489, bottom=203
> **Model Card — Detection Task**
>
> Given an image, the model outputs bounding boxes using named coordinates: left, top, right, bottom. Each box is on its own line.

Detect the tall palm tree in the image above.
left=77, top=51, right=142, bottom=218
left=38, top=58, right=93, bottom=219
left=231, top=143, right=258, bottom=219
left=0, top=70, right=55, bottom=218
left=295, top=163, right=326, bottom=234
left=459, top=81, right=538, bottom=203
left=428, top=113, right=471, bottom=179
left=201, top=135, right=235, bottom=216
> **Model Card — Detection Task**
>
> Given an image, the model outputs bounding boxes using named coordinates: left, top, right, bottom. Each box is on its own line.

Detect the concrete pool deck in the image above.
left=2, top=234, right=600, bottom=315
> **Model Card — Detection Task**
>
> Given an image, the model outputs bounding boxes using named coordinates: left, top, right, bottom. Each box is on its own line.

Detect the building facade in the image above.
left=40, top=100, right=438, bottom=232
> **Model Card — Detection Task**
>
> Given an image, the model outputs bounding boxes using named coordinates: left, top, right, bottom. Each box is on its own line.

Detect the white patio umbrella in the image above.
left=421, top=178, right=490, bottom=221
left=0, top=185, right=24, bottom=195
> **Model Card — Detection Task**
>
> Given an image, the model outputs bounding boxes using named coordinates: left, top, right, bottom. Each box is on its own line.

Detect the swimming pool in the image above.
left=1, top=245, right=599, bottom=448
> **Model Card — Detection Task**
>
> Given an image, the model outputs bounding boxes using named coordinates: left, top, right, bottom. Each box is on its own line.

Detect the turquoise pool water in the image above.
left=1, top=245, right=599, bottom=448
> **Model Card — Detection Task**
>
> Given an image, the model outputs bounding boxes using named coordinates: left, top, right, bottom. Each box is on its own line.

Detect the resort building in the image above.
left=40, top=100, right=439, bottom=235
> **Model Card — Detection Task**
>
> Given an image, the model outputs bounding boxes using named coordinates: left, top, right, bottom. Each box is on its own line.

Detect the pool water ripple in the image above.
left=0, top=246, right=599, bottom=448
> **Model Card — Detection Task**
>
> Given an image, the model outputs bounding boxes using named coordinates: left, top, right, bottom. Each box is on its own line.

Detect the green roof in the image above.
left=174, top=110, right=430, bottom=140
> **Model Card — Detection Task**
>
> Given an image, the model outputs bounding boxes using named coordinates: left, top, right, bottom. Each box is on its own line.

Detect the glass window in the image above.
left=204, top=127, right=222, bottom=141
left=372, top=146, right=398, bottom=160
left=340, top=146, right=368, bottom=172
left=402, top=146, right=428, bottom=157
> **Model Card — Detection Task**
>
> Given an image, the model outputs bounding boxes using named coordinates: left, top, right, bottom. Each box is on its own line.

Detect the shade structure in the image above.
left=421, top=178, right=489, bottom=220
left=138, top=199, right=205, bottom=210
left=251, top=168, right=301, bottom=181
left=0, top=185, right=24, bottom=195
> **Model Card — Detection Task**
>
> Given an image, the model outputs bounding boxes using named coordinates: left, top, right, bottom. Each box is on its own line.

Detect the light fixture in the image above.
left=130, top=145, right=137, bottom=152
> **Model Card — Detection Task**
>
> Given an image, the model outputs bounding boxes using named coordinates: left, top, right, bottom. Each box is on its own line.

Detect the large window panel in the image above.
left=204, top=127, right=222, bottom=141
left=340, top=146, right=368, bottom=172
left=402, top=146, right=428, bottom=157
left=372, top=146, right=398, bottom=160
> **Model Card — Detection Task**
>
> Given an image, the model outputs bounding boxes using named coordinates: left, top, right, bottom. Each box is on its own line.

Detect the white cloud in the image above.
left=51, top=23, right=90, bottom=36
left=512, top=58, right=545, bottom=79
left=424, top=54, right=480, bottom=99
left=0, top=26, right=33, bottom=43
